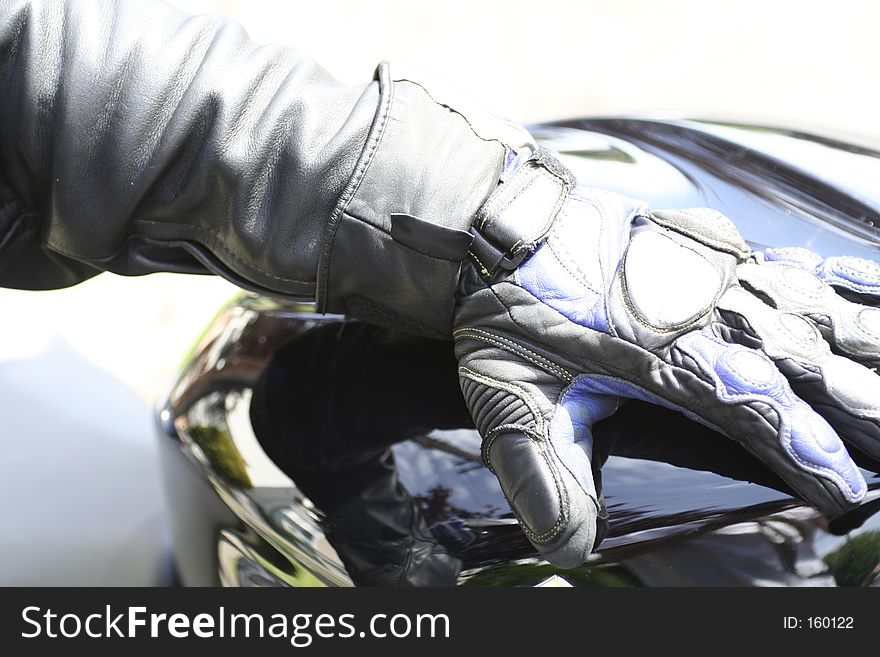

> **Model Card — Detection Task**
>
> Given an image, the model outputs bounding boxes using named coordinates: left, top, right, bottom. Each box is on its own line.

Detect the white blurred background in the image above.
left=1, top=0, right=878, bottom=584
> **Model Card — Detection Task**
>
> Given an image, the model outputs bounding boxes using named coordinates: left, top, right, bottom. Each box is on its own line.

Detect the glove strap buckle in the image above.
left=468, top=149, right=574, bottom=279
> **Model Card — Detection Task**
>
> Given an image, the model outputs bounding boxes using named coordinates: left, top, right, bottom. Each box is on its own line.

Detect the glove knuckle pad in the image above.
left=619, top=229, right=722, bottom=332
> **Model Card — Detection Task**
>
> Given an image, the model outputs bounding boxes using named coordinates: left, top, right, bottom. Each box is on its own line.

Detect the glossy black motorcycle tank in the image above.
left=539, top=117, right=880, bottom=256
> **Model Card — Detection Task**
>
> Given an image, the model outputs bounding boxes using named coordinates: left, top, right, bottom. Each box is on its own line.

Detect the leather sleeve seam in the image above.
left=44, top=219, right=315, bottom=285
left=390, top=77, right=515, bottom=149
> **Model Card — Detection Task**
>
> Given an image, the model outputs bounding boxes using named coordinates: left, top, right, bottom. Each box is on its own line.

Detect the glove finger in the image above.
left=544, top=387, right=618, bottom=560
left=458, top=351, right=619, bottom=568
left=717, top=285, right=880, bottom=462
left=738, top=261, right=880, bottom=370
left=758, top=247, right=880, bottom=307
left=488, top=390, right=619, bottom=568
left=489, top=394, right=617, bottom=569
left=667, top=328, right=866, bottom=514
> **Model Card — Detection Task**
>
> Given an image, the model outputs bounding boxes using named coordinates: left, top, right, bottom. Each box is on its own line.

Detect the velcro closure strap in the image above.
left=469, top=149, right=574, bottom=277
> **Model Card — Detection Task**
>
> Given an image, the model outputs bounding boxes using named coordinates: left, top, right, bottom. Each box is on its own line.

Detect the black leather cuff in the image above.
left=316, top=62, right=534, bottom=337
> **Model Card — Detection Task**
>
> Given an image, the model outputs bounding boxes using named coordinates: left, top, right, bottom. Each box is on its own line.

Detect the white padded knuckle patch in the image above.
left=781, top=267, right=827, bottom=297
left=821, top=356, right=880, bottom=414
left=623, top=230, right=721, bottom=329
left=728, top=348, right=777, bottom=385
left=778, top=312, right=822, bottom=346
left=839, top=256, right=880, bottom=280
left=859, top=308, right=880, bottom=340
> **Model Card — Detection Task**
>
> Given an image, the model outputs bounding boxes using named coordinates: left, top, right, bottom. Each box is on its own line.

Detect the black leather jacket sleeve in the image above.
left=0, top=0, right=533, bottom=336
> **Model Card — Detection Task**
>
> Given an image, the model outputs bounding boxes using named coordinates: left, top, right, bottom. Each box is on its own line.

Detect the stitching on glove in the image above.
left=833, top=257, right=880, bottom=283
left=466, top=248, right=491, bottom=277
left=771, top=315, right=824, bottom=353
left=457, top=331, right=571, bottom=382
left=478, top=172, right=538, bottom=232
left=483, top=425, right=568, bottom=543
left=850, top=311, right=880, bottom=343
left=458, top=367, right=572, bottom=543
left=454, top=327, right=574, bottom=382
left=618, top=252, right=716, bottom=335
left=649, top=209, right=750, bottom=260
left=509, top=179, right=566, bottom=256
left=461, top=376, right=537, bottom=438
left=774, top=271, right=826, bottom=306
left=679, top=334, right=862, bottom=499
left=848, top=319, right=880, bottom=352
left=547, top=381, right=605, bottom=508
left=481, top=424, right=544, bottom=470
left=821, top=275, right=879, bottom=295
left=682, top=332, right=777, bottom=391
left=547, top=235, right=600, bottom=295
left=459, top=366, right=545, bottom=430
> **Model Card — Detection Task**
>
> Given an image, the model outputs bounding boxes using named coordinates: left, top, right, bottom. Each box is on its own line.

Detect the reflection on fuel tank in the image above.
left=247, top=320, right=880, bottom=586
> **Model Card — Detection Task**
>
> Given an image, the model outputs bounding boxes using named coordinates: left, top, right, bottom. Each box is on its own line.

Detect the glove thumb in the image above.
left=468, top=372, right=619, bottom=568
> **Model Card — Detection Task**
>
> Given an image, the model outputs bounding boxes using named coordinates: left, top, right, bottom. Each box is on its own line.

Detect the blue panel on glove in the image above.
left=761, top=247, right=880, bottom=297
left=675, top=330, right=866, bottom=502
left=518, top=244, right=609, bottom=331
left=550, top=387, right=619, bottom=447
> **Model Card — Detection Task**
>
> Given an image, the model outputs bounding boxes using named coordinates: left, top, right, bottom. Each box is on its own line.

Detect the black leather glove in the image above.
left=454, top=150, right=880, bottom=567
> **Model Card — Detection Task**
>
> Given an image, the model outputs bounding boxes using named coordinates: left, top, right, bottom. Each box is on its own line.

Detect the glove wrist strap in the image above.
left=468, top=149, right=575, bottom=278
